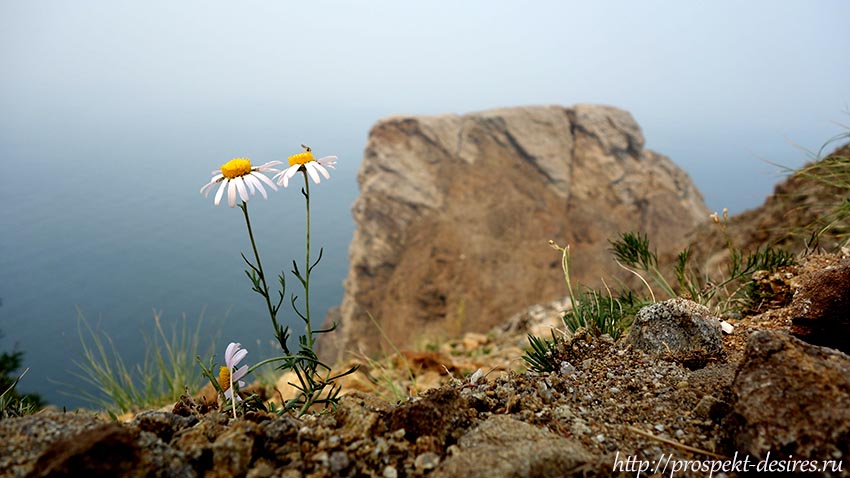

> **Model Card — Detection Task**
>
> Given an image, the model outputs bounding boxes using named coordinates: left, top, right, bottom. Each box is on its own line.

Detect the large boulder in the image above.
left=324, top=105, right=708, bottom=360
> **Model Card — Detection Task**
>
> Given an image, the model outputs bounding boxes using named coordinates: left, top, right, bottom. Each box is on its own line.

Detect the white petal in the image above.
left=231, top=348, right=248, bottom=367
left=284, top=165, right=301, bottom=181
left=246, top=174, right=266, bottom=199
left=235, top=177, right=249, bottom=202
left=252, top=171, right=278, bottom=192
left=257, top=160, right=283, bottom=171
left=279, top=165, right=300, bottom=187
left=305, top=163, right=321, bottom=184
left=200, top=174, right=225, bottom=196
left=227, top=180, right=237, bottom=207
left=317, top=156, right=337, bottom=169
left=200, top=180, right=217, bottom=197
left=312, top=162, right=331, bottom=180
left=225, top=342, right=239, bottom=364
left=243, top=174, right=257, bottom=195
left=214, top=180, right=228, bottom=206
left=232, top=364, right=248, bottom=382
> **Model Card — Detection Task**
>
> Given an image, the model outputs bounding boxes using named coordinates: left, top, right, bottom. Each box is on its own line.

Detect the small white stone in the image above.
left=383, top=465, right=398, bottom=478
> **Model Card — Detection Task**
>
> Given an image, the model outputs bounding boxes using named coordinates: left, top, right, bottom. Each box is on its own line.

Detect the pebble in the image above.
left=329, top=451, right=350, bottom=473
left=560, top=361, right=576, bottom=375
left=383, top=465, right=398, bottom=478
left=571, top=419, right=591, bottom=436
left=414, top=452, right=441, bottom=471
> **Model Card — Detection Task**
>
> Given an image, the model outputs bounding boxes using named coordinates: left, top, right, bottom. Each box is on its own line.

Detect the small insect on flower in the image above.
left=217, top=342, right=249, bottom=402
left=273, top=145, right=338, bottom=188
left=200, top=158, right=282, bottom=207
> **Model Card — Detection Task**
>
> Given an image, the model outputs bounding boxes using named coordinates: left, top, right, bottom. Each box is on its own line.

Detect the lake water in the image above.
left=0, top=108, right=368, bottom=409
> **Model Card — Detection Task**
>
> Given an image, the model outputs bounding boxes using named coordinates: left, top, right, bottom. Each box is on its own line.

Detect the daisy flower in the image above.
left=217, top=342, right=249, bottom=402
left=200, top=158, right=282, bottom=208
left=273, top=145, right=337, bottom=188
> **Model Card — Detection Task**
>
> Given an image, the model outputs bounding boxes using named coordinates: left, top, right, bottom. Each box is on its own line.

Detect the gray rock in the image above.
left=323, top=104, right=708, bottom=360
left=627, top=298, right=724, bottom=367
left=728, top=330, right=850, bottom=466
left=433, top=415, right=596, bottom=478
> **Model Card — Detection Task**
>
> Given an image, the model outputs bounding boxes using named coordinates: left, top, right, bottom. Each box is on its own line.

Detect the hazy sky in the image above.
left=2, top=1, right=849, bottom=212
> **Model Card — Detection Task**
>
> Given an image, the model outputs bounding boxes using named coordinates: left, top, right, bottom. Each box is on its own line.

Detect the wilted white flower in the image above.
left=217, top=342, right=249, bottom=401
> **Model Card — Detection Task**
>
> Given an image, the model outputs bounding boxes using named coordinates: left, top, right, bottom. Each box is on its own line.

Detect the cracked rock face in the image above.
left=323, top=104, right=708, bottom=360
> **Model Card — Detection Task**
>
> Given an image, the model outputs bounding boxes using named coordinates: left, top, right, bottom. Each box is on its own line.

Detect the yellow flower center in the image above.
left=220, top=158, right=253, bottom=179
left=288, top=151, right=315, bottom=167
left=217, top=366, right=231, bottom=391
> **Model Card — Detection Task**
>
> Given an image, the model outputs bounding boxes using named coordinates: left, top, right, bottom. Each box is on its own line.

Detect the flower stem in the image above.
left=239, top=201, right=277, bottom=327
left=229, top=367, right=237, bottom=419
left=302, top=170, right=314, bottom=350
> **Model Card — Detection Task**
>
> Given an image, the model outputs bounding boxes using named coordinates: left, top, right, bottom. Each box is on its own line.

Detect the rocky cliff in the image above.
left=324, top=105, right=709, bottom=360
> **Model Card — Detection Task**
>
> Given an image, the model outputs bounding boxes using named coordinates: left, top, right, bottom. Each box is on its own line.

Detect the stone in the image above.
left=132, top=410, right=198, bottom=443
left=627, top=298, right=724, bottom=368
left=382, top=388, right=474, bottom=447
left=432, top=415, right=596, bottom=478
left=333, top=390, right=393, bottom=437
left=208, top=421, right=259, bottom=478
left=789, top=257, right=850, bottom=354
left=323, top=104, right=708, bottom=360
left=27, top=423, right=145, bottom=478
left=413, top=451, right=440, bottom=472
left=728, top=330, right=850, bottom=462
